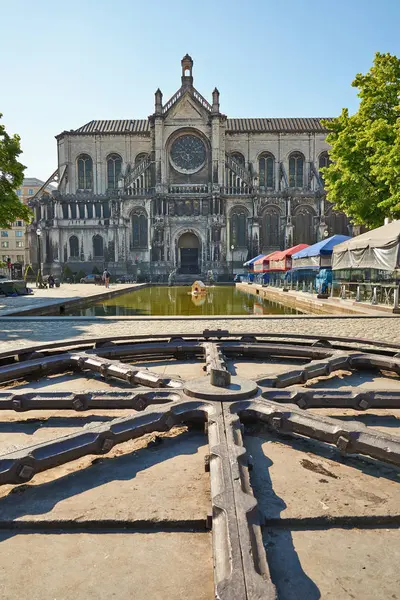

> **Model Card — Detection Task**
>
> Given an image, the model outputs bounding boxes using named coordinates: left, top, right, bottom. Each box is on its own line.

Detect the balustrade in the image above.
left=162, top=90, right=183, bottom=114
left=168, top=184, right=209, bottom=194
left=223, top=185, right=250, bottom=196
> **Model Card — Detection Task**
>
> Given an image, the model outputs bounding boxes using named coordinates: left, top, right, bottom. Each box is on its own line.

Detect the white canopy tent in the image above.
left=332, top=221, right=400, bottom=272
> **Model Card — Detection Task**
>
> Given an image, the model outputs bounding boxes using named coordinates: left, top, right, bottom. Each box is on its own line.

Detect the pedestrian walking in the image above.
left=103, top=269, right=111, bottom=289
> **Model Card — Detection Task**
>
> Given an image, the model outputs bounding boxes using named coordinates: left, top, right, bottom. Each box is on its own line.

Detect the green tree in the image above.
left=322, top=53, right=400, bottom=228
left=0, top=114, right=32, bottom=228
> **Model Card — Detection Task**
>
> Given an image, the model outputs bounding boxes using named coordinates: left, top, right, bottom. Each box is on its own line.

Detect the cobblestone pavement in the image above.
left=0, top=283, right=144, bottom=316
left=0, top=315, right=399, bottom=351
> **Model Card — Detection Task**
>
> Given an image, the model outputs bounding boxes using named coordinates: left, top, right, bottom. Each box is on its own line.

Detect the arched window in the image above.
left=326, top=210, right=349, bottom=236
left=132, top=210, right=148, bottom=248
left=107, top=154, right=122, bottom=189
left=93, top=234, right=104, bottom=258
left=289, top=153, right=304, bottom=188
left=77, top=154, right=93, bottom=190
left=318, top=152, right=331, bottom=186
left=135, top=153, right=148, bottom=166
left=319, top=152, right=330, bottom=170
left=259, top=153, right=275, bottom=190
left=231, top=152, right=245, bottom=166
left=293, top=206, right=315, bottom=245
left=262, top=207, right=280, bottom=249
left=230, top=207, right=248, bottom=247
left=69, top=235, right=79, bottom=258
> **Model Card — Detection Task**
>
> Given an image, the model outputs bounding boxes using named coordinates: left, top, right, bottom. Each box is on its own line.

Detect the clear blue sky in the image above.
left=1, top=0, right=399, bottom=180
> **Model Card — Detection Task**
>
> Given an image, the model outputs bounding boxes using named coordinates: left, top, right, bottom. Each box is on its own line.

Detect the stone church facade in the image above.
left=30, top=55, right=351, bottom=279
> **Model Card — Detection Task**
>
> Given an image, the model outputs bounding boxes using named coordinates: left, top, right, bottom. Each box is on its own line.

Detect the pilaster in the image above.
left=154, top=117, right=164, bottom=187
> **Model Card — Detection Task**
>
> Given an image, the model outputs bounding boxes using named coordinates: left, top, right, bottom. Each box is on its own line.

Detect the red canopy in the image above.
left=269, top=244, right=309, bottom=261
left=254, top=245, right=310, bottom=273
left=268, top=244, right=309, bottom=272
left=253, top=252, right=278, bottom=272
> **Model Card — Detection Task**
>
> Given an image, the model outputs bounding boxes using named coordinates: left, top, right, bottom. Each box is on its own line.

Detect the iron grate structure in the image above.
left=0, top=329, right=399, bottom=599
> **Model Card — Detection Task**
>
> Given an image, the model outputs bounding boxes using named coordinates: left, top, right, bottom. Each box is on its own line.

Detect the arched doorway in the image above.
left=178, top=232, right=200, bottom=274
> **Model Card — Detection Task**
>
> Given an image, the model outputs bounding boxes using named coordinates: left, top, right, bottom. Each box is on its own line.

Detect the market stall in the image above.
left=266, top=244, right=309, bottom=285
left=332, top=221, right=400, bottom=275
left=252, top=252, right=279, bottom=284
left=289, top=235, right=350, bottom=290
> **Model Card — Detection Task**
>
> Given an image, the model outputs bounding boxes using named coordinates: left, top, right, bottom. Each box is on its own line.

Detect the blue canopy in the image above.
left=243, top=254, right=265, bottom=267
left=292, top=235, right=351, bottom=258
left=290, top=265, right=321, bottom=271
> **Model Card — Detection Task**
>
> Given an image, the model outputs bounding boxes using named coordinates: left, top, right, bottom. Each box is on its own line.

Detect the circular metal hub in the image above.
left=184, top=376, right=258, bottom=400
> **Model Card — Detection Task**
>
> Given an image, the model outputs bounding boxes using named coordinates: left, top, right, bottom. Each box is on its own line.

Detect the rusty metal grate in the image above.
left=0, top=330, right=399, bottom=599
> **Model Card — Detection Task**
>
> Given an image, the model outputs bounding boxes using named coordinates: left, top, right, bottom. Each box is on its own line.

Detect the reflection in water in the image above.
left=191, top=293, right=207, bottom=307
left=65, top=286, right=303, bottom=317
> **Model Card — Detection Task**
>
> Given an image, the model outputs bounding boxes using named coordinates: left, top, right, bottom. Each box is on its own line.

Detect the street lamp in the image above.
left=36, top=228, right=42, bottom=287
left=231, top=244, right=235, bottom=279
left=148, top=244, right=152, bottom=283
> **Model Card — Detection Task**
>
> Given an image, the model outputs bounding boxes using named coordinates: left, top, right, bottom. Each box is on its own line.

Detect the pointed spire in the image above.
left=212, top=88, right=220, bottom=114
left=155, top=88, right=163, bottom=115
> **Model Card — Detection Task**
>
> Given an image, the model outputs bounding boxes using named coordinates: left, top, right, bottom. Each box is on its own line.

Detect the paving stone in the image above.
left=246, top=431, right=400, bottom=520
left=1, top=316, right=400, bottom=353
left=263, top=528, right=400, bottom=600
left=0, top=430, right=210, bottom=522
left=0, top=532, right=213, bottom=600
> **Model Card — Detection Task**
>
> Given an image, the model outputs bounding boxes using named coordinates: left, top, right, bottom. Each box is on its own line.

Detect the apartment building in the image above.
left=0, top=219, right=27, bottom=267
left=0, top=178, right=54, bottom=270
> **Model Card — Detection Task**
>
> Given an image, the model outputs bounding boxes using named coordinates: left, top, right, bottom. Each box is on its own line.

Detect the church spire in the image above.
left=154, top=88, right=163, bottom=115
left=212, top=88, right=220, bottom=114
left=181, top=54, right=193, bottom=88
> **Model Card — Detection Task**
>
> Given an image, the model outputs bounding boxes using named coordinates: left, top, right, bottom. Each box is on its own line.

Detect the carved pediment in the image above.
left=167, top=94, right=204, bottom=120
left=163, top=88, right=212, bottom=124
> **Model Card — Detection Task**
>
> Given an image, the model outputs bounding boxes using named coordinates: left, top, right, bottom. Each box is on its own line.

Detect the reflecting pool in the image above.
left=64, top=285, right=302, bottom=317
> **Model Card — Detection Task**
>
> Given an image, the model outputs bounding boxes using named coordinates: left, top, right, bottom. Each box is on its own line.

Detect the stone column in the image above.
left=211, top=122, right=220, bottom=186
left=211, top=88, right=221, bottom=188
left=113, top=228, right=119, bottom=263
left=154, top=116, right=164, bottom=189
left=275, top=161, right=280, bottom=192
left=285, top=198, right=293, bottom=247
left=252, top=215, right=260, bottom=257
left=95, top=135, right=102, bottom=194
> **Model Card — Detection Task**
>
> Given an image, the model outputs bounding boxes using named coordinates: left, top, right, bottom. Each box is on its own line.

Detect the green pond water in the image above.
left=65, top=285, right=301, bottom=317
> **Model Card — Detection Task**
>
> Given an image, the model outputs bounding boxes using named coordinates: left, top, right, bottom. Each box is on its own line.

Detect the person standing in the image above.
left=103, top=269, right=111, bottom=289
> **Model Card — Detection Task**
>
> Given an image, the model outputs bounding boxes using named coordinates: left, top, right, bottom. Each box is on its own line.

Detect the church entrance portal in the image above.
left=178, top=232, right=200, bottom=274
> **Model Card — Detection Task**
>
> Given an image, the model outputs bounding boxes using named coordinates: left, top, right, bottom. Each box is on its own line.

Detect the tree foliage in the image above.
left=322, top=53, right=400, bottom=228
left=0, top=114, right=32, bottom=228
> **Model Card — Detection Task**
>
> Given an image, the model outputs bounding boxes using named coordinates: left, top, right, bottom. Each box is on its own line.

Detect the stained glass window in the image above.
left=69, top=236, right=79, bottom=258
left=77, top=154, right=93, bottom=190
left=93, top=235, right=104, bottom=257
left=259, top=154, right=275, bottom=189
left=132, top=212, right=148, bottom=248
left=230, top=209, right=248, bottom=247
left=107, top=154, right=122, bottom=189
left=318, top=152, right=331, bottom=186
left=289, top=153, right=304, bottom=188
left=231, top=152, right=245, bottom=166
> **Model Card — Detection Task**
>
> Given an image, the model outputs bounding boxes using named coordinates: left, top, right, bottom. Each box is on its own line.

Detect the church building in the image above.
left=30, top=55, right=351, bottom=279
